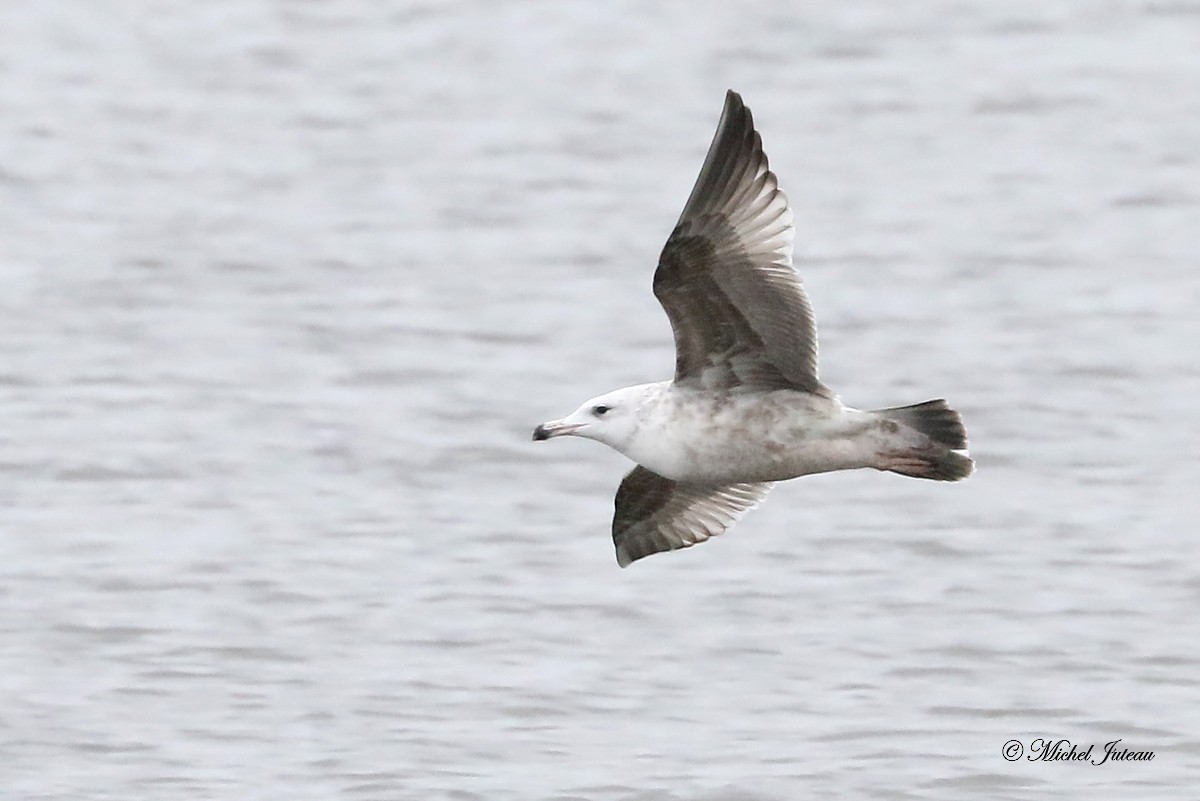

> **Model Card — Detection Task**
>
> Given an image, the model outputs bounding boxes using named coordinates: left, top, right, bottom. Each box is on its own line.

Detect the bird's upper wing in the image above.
left=612, top=465, right=772, bottom=567
left=654, top=89, right=826, bottom=394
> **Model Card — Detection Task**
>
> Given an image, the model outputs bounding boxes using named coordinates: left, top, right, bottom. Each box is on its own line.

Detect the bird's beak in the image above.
left=532, top=419, right=584, bottom=441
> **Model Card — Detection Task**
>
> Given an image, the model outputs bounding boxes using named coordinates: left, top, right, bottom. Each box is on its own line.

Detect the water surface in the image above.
left=1, top=2, right=1198, bottom=799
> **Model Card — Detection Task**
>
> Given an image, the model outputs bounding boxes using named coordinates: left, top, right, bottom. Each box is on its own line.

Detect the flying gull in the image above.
left=533, top=90, right=973, bottom=567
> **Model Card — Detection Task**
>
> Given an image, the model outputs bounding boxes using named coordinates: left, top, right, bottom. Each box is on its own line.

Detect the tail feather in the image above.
left=878, top=447, right=974, bottom=481
left=877, top=398, right=968, bottom=450
left=875, top=399, right=973, bottom=482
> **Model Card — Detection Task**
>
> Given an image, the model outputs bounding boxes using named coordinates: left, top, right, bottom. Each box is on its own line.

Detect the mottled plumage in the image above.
left=534, top=90, right=972, bottom=567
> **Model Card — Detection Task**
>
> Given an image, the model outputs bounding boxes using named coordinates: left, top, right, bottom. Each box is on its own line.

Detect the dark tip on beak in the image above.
left=532, top=424, right=550, bottom=441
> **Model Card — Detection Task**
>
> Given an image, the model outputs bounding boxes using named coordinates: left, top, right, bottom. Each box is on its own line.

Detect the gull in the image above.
left=533, top=90, right=973, bottom=567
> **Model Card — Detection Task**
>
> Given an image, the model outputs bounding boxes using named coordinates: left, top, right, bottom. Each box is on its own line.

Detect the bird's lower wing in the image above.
left=612, top=465, right=772, bottom=567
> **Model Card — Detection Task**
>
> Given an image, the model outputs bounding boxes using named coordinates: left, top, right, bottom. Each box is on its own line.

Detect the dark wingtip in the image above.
left=532, top=424, right=549, bottom=441
left=721, top=89, right=748, bottom=129
left=673, top=89, right=760, bottom=227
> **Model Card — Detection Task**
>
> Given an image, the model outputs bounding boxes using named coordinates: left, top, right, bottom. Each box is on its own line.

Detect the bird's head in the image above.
left=532, top=385, right=654, bottom=451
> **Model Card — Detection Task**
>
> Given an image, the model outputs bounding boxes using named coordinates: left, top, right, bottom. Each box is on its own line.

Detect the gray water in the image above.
left=2, top=2, right=1199, bottom=799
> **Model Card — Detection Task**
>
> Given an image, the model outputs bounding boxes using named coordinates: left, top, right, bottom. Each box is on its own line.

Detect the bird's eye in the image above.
left=592, top=404, right=610, bottom=416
